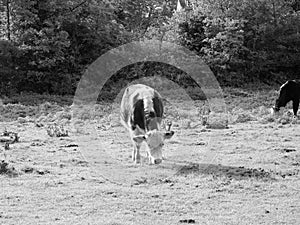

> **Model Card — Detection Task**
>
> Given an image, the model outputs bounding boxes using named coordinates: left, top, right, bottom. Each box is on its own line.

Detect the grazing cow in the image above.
left=273, top=80, right=300, bottom=116
left=120, top=84, right=174, bottom=164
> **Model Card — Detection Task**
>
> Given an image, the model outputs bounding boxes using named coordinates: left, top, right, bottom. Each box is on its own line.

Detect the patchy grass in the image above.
left=1, top=93, right=73, bottom=106
left=1, top=86, right=299, bottom=225
left=0, top=86, right=297, bottom=127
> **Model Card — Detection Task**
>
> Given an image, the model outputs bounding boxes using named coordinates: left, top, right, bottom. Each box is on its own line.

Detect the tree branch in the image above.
left=69, top=0, right=89, bottom=12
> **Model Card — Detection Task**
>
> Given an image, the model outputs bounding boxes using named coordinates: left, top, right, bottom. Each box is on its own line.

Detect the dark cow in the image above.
left=120, top=84, right=174, bottom=164
left=274, top=80, right=300, bottom=116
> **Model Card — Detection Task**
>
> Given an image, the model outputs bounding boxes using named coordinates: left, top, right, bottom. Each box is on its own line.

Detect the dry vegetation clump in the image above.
left=255, top=107, right=300, bottom=125
left=20, top=165, right=50, bottom=175
left=163, top=102, right=204, bottom=129
left=275, top=112, right=300, bottom=125
left=1, top=89, right=298, bottom=130
left=227, top=105, right=300, bottom=125
left=224, top=88, right=276, bottom=110
left=35, top=115, right=48, bottom=127
left=0, top=130, right=19, bottom=154
left=53, top=109, right=72, bottom=121
left=70, top=103, right=120, bottom=131
left=0, top=160, right=18, bottom=177
left=258, top=114, right=276, bottom=124
left=46, top=124, right=68, bottom=137
left=0, top=100, right=70, bottom=123
left=162, top=88, right=277, bottom=128
left=161, top=98, right=229, bottom=130
left=38, top=102, right=65, bottom=116
left=35, top=106, right=71, bottom=127
left=228, top=106, right=276, bottom=124
left=224, top=87, right=298, bottom=125
left=71, top=104, right=106, bottom=121
left=69, top=103, right=121, bottom=134
left=0, top=103, right=38, bottom=121
left=37, top=104, right=71, bottom=126
left=229, top=108, right=255, bottom=124
left=1, top=93, right=72, bottom=106
left=205, top=112, right=229, bottom=129
left=0, top=129, right=19, bottom=144
left=252, top=106, right=273, bottom=117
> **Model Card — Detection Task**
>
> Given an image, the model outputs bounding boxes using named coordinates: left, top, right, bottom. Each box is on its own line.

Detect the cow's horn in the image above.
left=166, top=121, right=172, bottom=131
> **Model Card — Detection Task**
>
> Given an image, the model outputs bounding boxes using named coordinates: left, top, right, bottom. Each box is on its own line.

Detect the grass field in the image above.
left=1, top=83, right=299, bottom=225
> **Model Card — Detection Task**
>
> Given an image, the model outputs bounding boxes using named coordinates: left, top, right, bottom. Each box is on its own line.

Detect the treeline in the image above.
left=174, top=0, right=300, bottom=86
left=0, top=0, right=299, bottom=96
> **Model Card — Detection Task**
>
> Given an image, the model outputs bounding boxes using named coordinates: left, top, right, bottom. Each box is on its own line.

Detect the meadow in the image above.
left=1, top=82, right=299, bottom=225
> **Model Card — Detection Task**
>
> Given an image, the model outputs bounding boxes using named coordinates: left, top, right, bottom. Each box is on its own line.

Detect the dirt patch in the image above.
left=176, top=163, right=274, bottom=180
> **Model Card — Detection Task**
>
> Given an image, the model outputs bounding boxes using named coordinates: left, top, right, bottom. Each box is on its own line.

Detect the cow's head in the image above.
left=274, top=81, right=292, bottom=112
left=132, top=125, right=174, bottom=165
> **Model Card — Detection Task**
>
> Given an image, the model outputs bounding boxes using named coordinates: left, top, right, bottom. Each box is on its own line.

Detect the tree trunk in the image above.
left=6, top=0, right=10, bottom=40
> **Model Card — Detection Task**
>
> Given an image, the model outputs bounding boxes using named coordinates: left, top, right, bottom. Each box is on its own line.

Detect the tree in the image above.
left=167, top=0, right=300, bottom=85
left=0, top=0, right=134, bottom=94
left=0, top=0, right=11, bottom=40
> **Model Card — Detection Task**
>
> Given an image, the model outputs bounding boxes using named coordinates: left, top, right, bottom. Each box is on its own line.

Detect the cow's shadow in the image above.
left=173, top=162, right=275, bottom=180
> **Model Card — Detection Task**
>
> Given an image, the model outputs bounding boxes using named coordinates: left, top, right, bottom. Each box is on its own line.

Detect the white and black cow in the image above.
left=120, top=84, right=174, bottom=164
left=274, top=80, right=300, bottom=116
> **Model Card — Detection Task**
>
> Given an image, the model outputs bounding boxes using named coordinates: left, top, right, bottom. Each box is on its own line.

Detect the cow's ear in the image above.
left=164, top=131, right=174, bottom=139
left=133, top=135, right=146, bottom=143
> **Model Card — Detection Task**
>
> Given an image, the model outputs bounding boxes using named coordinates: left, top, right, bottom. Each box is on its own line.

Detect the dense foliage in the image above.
left=0, top=0, right=299, bottom=96
left=168, top=0, right=300, bottom=85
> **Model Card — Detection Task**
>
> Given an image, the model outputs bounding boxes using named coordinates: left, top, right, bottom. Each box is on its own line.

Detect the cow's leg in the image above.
left=146, top=152, right=151, bottom=163
left=292, top=98, right=299, bottom=116
left=132, top=142, right=141, bottom=163
left=132, top=144, right=136, bottom=162
left=135, top=143, right=141, bottom=163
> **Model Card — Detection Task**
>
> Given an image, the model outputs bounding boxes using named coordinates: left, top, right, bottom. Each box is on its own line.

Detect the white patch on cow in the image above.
left=270, top=107, right=275, bottom=115
left=146, top=130, right=164, bottom=149
left=271, top=107, right=280, bottom=116
left=143, top=96, right=154, bottom=114
left=144, top=130, right=165, bottom=164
